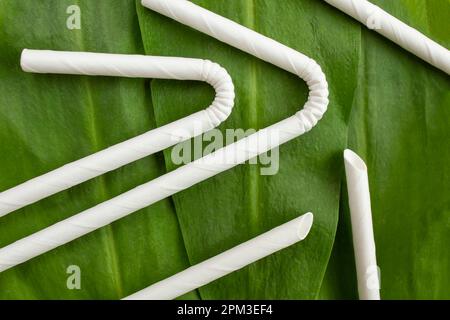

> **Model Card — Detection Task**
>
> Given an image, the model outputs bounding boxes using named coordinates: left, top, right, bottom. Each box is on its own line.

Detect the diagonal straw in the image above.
left=0, top=50, right=234, bottom=217
left=124, top=213, right=314, bottom=300
left=0, top=0, right=329, bottom=272
left=344, top=149, right=380, bottom=300
left=324, top=0, right=450, bottom=75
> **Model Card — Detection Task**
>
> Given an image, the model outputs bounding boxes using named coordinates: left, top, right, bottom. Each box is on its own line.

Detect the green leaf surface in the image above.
left=0, top=0, right=195, bottom=299
left=320, top=0, right=450, bottom=299
left=136, top=0, right=361, bottom=299
left=0, top=0, right=448, bottom=300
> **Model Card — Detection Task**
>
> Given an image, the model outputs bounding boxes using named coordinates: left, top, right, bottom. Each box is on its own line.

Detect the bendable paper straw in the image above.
left=0, top=50, right=234, bottom=217
left=124, top=213, right=314, bottom=300
left=0, top=0, right=328, bottom=272
left=344, top=149, right=380, bottom=300
left=324, top=0, right=450, bottom=75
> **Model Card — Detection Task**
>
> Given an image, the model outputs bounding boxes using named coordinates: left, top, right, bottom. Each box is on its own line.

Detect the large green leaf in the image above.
left=136, top=0, right=361, bottom=299
left=320, top=0, right=450, bottom=299
left=1, top=0, right=448, bottom=300
left=0, top=0, right=195, bottom=299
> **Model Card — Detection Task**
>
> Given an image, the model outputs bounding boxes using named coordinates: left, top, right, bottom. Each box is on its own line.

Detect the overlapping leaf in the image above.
left=136, top=0, right=361, bottom=299
left=320, top=0, right=450, bottom=299
left=0, top=0, right=194, bottom=299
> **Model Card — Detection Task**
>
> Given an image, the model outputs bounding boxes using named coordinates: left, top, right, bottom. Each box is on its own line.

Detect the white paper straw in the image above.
left=124, top=212, right=314, bottom=300
left=344, top=149, right=380, bottom=300
left=324, top=0, right=450, bottom=75
left=0, top=0, right=328, bottom=272
left=0, top=50, right=235, bottom=217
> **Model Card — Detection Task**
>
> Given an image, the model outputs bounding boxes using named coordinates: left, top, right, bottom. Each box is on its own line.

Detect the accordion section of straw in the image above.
left=0, top=0, right=328, bottom=272
left=0, top=49, right=234, bottom=217
left=124, top=213, right=314, bottom=300
left=324, top=0, right=450, bottom=75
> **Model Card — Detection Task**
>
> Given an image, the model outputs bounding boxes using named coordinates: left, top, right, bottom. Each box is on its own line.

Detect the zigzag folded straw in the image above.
left=324, top=0, right=450, bottom=75
left=0, top=49, right=234, bottom=217
left=344, top=150, right=380, bottom=300
left=124, top=213, right=314, bottom=300
left=0, top=0, right=329, bottom=272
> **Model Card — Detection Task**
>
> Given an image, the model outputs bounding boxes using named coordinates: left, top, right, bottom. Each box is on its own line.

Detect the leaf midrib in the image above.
left=243, top=0, right=262, bottom=298
left=245, top=0, right=259, bottom=229
left=73, top=4, right=124, bottom=297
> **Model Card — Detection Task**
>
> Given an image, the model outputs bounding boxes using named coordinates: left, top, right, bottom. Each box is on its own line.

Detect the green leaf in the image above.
left=1, top=0, right=448, bottom=300
left=320, top=0, right=450, bottom=299
left=136, top=0, right=361, bottom=299
left=0, top=0, right=195, bottom=299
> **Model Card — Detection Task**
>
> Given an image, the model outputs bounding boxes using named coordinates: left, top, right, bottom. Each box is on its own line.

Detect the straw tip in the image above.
left=20, top=49, right=32, bottom=72
left=20, top=48, right=29, bottom=59
left=344, top=149, right=367, bottom=172
left=297, top=212, right=313, bottom=240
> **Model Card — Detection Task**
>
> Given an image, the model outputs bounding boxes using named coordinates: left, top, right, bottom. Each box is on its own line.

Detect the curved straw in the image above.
left=0, top=0, right=328, bottom=272
left=344, top=149, right=380, bottom=300
left=124, top=213, right=313, bottom=300
left=0, top=49, right=234, bottom=217
left=324, top=0, right=450, bottom=75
